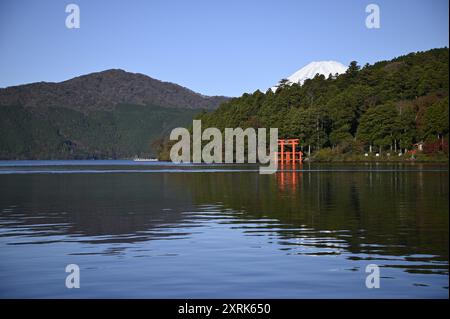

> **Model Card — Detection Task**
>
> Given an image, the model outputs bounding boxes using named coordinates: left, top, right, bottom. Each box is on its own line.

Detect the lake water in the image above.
left=0, top=161, right=448, bottom=298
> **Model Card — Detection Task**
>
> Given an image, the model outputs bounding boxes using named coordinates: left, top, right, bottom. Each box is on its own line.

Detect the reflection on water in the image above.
left=277, top=162, right=302, bottom=193
left=0, top=161, right=448, bottom=298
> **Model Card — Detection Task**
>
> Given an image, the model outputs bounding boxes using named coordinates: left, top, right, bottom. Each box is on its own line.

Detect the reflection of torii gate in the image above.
left=276, top=139, right=303, bottom=163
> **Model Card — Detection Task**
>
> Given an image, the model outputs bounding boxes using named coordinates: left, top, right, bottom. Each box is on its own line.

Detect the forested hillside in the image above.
left=0, top=69, right=228, bottom=159
left=0, top=104, right=199, bottom=159
left=195, top=48, right=448, bottom=160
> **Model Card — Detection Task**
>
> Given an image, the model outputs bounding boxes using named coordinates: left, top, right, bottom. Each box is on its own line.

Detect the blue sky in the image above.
left=0, top=0, right=448, bottom=96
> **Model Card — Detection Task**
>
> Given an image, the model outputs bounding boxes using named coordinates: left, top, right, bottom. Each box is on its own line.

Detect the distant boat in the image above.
left=133, top=158, right=158, bottom=162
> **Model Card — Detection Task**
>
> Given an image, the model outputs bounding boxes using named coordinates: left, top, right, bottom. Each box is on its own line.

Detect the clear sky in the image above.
left=0, top=0, right=448, bottom=96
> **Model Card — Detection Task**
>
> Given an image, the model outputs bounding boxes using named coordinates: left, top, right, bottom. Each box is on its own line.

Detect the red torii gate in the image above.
left=276, top=138, right=303, bottom=163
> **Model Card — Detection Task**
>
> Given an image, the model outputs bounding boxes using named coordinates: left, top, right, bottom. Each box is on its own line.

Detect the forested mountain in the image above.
left=0, top=69, right=228, bottom=111
left=0, top=70, right=228, bottom=159
left=195, top=48, right=449, bottom=160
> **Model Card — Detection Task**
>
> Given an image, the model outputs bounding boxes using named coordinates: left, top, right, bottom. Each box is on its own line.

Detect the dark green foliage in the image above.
left=197, top=48, right=449, bottom=156
left=422, top=97, right=449, bottom=141
left=0, top=104, right=199, bottom=159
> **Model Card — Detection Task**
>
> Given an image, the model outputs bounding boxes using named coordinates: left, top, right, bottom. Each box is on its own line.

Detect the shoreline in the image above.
left=0, top=158, right=448, bottom=164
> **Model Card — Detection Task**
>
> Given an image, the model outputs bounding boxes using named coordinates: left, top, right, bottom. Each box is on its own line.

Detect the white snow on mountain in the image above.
left=271, top=61, right=348, bottom=91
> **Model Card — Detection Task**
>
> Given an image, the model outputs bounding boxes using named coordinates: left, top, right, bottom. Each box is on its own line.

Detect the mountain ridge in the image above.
left=0, top=69, right=229, bottom=112
left=0, top=69, right=229, bottom=159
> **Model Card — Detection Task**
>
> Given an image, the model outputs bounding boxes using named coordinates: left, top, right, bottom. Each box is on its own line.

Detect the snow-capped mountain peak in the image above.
left=272, top=60, right=347, bottom=91
left=287, top=61, right=347, bottom=84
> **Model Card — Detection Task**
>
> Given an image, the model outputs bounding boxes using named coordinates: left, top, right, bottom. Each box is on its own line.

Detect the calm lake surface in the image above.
left=0, top=161, right=448, bottom=298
